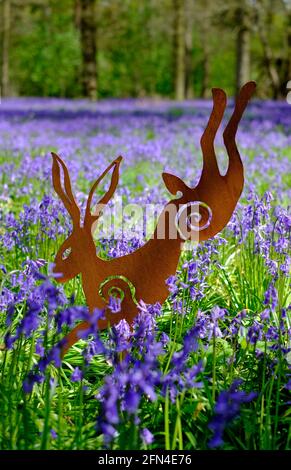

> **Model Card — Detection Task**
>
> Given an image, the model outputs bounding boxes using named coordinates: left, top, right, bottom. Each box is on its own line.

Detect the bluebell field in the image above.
left=0, top=97, right=290, bottom=450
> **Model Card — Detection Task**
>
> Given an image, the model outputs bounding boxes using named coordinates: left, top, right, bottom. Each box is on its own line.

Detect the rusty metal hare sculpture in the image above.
left=51, top=81, right=256, bottom=356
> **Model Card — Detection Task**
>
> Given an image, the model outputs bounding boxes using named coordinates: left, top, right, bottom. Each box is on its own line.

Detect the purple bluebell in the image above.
left=208, top=380, right=257, bottom=448
left=140, top=428, right=154, bottom=445
left=71, top=367, right=83, bottom=382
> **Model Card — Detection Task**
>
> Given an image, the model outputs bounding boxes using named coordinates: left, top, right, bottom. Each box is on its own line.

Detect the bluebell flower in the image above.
left=108, top=295, right=122, bottom=314
left=35, top=339, right=45, bottom=357
left=71, top=367, right=83, bottom=382
left=264, top=282, right=278, bottom=310
left=208, top=380, right=257, bottom=448
left=247, top=321, right=263, bottom=345
left=140, top=428, right=154, bottom=445
left=23, top=372, right=44, bottom=394
left=124, top=388, right=141, bottom=414
left=5, top=303, right=15, bottom=327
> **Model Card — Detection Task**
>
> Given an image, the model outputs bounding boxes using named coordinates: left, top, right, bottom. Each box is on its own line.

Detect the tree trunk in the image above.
left=201, top=1, right=210, bottom=98
left=1, top=0, right=11, bottom=97
left=288, top=13, right=291, bottom=79
left=74, top=0, right=81, bottom=29
left=236, top=6, right=251, bottom=96
left=281, top=10, right=291, bottom=95
left=173, top=0, right=186, bottom=100
left=185, top=0, right=193, bottom=99
left=259, top=30, right=280, bottom=98
left=201, top=43, right=210, bottom=98
left=79, top=0, right=97, bottom=100
left=256, top=0, right=280, bottom=98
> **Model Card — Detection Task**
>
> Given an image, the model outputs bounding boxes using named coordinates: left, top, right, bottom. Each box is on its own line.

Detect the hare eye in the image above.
left=62, top=247, right=72, bottom=260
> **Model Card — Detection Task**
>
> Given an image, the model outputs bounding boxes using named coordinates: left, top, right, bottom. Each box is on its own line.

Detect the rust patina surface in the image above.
left=51, top=81, right=256, bottom=356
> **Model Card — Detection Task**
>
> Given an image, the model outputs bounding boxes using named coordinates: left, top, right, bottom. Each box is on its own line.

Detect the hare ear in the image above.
left=162, top=172, right=189, bottom=197
left=84, top=156, right=122, bottom=230
left=51, top=153, right=80, bottom=226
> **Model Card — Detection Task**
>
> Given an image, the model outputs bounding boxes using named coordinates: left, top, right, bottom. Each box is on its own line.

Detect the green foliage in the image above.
left=10, top=0, right=81, bottom=97
left=0, top=133, right=290, bottom=450
left=97, top=0, right=174, bottom=97
left=2, top=0, right=289, bottom=98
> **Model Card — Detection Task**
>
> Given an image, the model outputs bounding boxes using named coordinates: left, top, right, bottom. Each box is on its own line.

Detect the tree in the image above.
left=185, top=0, right=194, bottom=99
left=286, top=7, right=291, bottom=86
left=255, top=0, right=289, bottom=98
left=199, top=0, right=211, bottom=98
left=1, top=0, right=11, bottom=97
left=0, top=0, right=289, bottom=99
left=211, top=0, right=254, bottom=95
left=255, top=0, right=280, bottom=98
left=173, top=0, right=186, bottom=100
left=78, top=0, right=97, bottom=100
left=235, top=2, right=251, bottom=95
